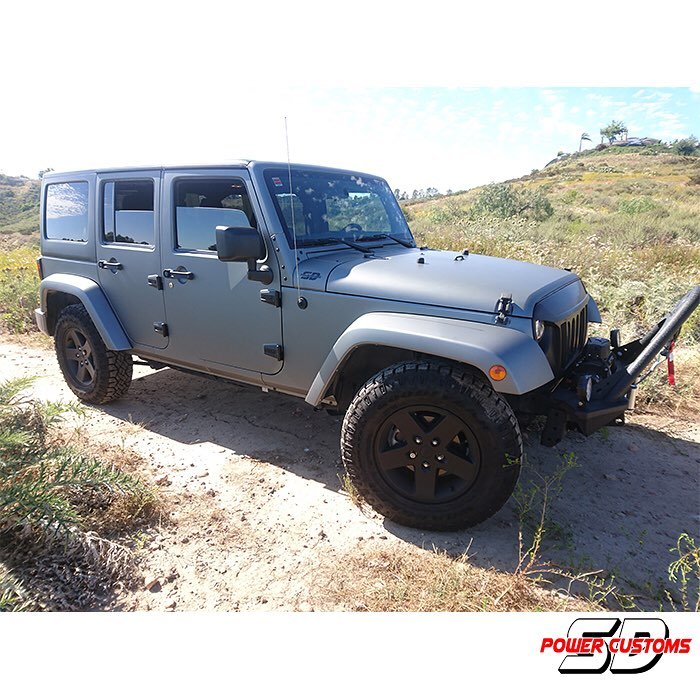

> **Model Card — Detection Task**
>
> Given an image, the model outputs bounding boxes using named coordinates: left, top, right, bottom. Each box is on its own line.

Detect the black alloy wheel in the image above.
left=342, top=361, right=522, bottom=531
left=374, top=404, right=482, bottom=504
left=54, top=304, right=133, bottom=404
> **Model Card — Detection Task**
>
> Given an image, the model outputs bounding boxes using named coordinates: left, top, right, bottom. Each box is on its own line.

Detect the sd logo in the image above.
left=540, top=617, right=691, bottom=674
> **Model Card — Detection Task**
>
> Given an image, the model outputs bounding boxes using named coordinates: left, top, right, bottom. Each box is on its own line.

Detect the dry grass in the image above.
left=73, top=438, right=166, bottom=537
left=0, top=528, right=137, bottom=611
left=311, top=544, right=601, bottom=612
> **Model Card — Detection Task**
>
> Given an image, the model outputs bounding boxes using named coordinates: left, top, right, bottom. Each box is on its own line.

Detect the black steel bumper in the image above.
left=541, top=285, right=700, bottom=446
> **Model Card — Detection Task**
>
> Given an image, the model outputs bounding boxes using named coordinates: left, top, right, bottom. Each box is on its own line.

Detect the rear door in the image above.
left=159, top=169, right=283, bottom=374
left=96, top=171, right=168, bottom=349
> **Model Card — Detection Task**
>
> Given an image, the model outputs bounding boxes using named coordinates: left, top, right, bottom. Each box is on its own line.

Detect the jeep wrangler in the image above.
left=35, top=162, right=699, bottom=530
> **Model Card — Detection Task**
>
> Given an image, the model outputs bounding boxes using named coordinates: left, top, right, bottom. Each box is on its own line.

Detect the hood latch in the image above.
left=496, top=293, right=513, bottom=324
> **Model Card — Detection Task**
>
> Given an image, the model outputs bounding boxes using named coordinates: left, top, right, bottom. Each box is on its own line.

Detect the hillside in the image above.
left=0, top=174, right=40, bottom=247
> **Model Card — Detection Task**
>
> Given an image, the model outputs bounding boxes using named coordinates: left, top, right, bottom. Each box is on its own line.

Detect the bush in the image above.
left=617, top=196, right=666, bottom=216
left=472, top=183, right=554, bottom=221
left=673, top=136, right=699, bottom=156
left=0, top=377, right=151, bottom=539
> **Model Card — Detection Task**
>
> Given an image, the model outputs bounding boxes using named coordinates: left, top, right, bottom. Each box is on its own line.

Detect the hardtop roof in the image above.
left=42, top=160, right=385, bottom=181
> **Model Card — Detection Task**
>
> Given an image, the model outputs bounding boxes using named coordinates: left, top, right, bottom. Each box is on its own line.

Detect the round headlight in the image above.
left=534, top=319, right=545, bottom=341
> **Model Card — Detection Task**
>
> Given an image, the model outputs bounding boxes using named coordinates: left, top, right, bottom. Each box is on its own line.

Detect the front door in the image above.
left=159, top=170, right=283, bottom=374
left=96, top=171, right=168, bottom=349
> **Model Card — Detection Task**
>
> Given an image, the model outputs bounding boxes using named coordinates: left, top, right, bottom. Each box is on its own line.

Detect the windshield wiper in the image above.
left=303, top=237, right=373, bottom=253
left=357, top=233, right=415, bottom=249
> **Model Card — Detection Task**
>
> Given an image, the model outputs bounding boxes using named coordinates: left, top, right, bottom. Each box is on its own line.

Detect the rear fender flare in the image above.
left=40, top=273, right=131, bottom=351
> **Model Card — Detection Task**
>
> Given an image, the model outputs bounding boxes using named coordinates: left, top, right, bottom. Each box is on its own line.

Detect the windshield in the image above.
left=264, top=168, right=414, bottom=248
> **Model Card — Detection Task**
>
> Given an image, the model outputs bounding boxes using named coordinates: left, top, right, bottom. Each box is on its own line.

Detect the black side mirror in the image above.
left=215, top=226, right=273, bottom=285
left=215, top=226, right=264, bottom=262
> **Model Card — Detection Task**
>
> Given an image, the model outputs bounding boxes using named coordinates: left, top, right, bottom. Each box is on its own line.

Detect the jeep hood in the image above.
left=302, top=248, right=581, bottom=317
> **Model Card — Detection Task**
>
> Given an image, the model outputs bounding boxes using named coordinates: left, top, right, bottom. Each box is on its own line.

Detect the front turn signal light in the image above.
left=489, top=365, right=507, bottom=381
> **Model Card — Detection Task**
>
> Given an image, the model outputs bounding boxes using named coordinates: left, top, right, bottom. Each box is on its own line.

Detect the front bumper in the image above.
left=541, top=285, right=700, bottom=446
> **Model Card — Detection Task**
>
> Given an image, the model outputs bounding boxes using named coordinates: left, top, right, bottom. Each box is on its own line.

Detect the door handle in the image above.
left=163, top=268, right=194, bottom=280
left=98, top=259, right=123, bottom=270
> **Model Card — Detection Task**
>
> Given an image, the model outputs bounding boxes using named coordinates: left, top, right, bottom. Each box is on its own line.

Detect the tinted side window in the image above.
left=175, top=178, right=256, bottom=251
left=103, top=180, right=155, bottom=246
left=45, top=182, right=89, bottom=241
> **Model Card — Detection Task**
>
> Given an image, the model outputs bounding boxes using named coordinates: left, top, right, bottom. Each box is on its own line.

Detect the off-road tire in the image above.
left=54, top=304, right=133, bottom=404
left=341, top=361, right=522, bottom=531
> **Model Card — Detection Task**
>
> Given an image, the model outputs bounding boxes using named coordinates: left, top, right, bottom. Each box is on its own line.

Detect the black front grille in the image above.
left=558, top=305, right=588, bottom=369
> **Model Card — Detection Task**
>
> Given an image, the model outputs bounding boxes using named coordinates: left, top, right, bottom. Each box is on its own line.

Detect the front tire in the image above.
left=54, top=304, right=133, bottom=404
left=341, top=361, right=522, bottom=531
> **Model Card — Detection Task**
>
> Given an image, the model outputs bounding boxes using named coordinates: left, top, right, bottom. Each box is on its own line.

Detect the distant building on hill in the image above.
left=616, top=136, right=661, bottom=147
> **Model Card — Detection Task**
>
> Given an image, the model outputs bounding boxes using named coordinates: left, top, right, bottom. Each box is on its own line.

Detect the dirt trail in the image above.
left=2, top=336, right=698, bottom=610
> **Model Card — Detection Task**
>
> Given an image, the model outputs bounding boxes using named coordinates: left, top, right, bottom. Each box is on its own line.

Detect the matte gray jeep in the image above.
left=35, top=162, right=699, bottom=530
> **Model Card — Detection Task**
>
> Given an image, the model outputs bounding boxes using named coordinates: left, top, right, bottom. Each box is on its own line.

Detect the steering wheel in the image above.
left=343, top=223, right=363, bottom=233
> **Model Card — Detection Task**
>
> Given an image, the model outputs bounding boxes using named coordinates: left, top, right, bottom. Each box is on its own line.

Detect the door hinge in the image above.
left=260, top=289, right=281, bottom=307
left=154, top=322, right=169, bottom=337
left=147, top=274, right=163, bottom=290
left=263, top=344, right=283, bottom=361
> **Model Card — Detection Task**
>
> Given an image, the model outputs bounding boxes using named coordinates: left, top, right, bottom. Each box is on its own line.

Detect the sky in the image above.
left=1, top=3, right=698, bottom=195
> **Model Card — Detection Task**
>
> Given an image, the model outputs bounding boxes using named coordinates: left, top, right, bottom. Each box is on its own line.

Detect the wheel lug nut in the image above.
left=431, top=438, right=439, bottom=446
left=414, top=436, right=422, bottom=444
left=437, top=454, right=444, bottom=462
left=409, top=452, right=417, bottom=459
left=422, top=461, right=430, bottom=468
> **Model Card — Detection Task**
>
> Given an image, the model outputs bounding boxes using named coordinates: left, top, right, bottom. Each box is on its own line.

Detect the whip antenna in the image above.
left=285, top=116, right=302, bottom=303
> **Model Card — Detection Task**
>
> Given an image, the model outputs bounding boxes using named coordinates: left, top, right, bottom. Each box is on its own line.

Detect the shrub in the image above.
left=673, top=136, right=699, bottom=156
left=617, top=196, right=666, bottom=216
left=0, top=377, right=151, bottom=539
left=472, top=183, right=554, bottom=221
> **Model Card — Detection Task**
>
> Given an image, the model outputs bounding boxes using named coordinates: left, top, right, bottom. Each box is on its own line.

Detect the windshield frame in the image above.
left=263, top=167, right=414, bottom=249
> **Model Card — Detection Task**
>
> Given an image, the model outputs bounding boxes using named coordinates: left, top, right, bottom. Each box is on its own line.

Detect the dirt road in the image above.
left=2, top=336, right=698, bottom=610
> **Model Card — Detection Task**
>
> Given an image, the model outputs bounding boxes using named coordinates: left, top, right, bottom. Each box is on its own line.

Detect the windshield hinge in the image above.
left=496, top=294, right=513, bottom=324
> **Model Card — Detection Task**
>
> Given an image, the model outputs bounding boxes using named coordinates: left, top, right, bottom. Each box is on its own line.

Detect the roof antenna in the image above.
left=285, top=116, right=303, bottom=307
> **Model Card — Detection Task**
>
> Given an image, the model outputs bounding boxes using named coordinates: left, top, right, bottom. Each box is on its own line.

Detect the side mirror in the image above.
left=215, top=226, right=264, bottom=262
left=215, top=226, right=273, bottom=285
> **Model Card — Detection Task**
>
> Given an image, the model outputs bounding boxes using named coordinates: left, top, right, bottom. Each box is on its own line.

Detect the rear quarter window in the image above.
left=45, top=181, right=89, bottom=242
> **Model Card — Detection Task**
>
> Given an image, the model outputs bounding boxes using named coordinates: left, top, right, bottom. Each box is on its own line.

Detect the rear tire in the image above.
left=54, top=304, right=132, bottom=404
left=341, top=361, right=522, bottom=531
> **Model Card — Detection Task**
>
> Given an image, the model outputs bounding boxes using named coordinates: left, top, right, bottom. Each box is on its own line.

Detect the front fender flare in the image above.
left=305, top=312, right=555, bottom=405
left=39, top=273, right=132, bottom=351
